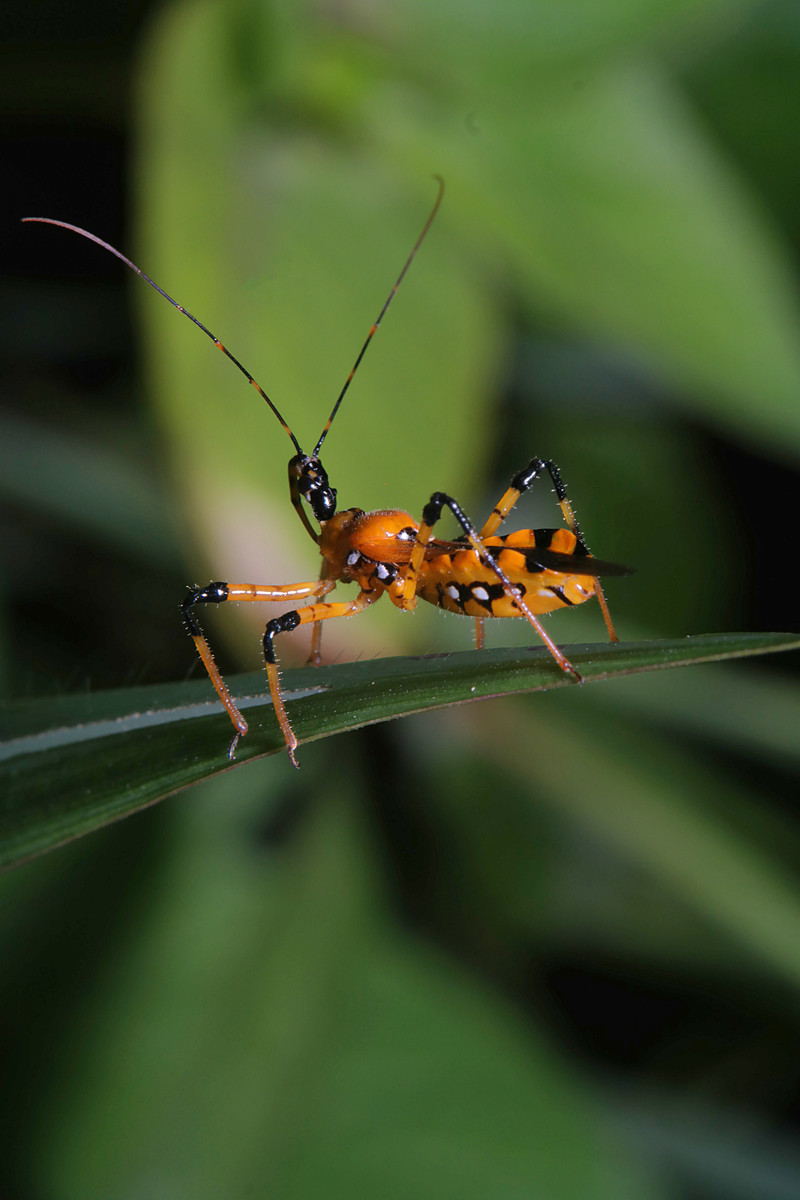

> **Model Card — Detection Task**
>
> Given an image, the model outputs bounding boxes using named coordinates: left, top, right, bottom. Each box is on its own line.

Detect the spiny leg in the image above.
left=473, top=459, right=578, bottom=651
left=263, top=591, right=378, bottom=768
left=470, top=461, right=559, bottom=649
left=535, top=459, right=619, bottom=643
left=398, top=491, right=582, bottom=681
left=478, top=459, right=549, bottom=539
left=470, top=461, right=552, bottom=649
left=479, top=457, right=619, bottom=644
left=182, top=578, right=336, bottom=757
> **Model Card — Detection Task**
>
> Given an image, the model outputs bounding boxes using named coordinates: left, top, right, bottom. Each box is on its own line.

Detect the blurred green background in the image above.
left=3, top=0, right=800, bottom=1195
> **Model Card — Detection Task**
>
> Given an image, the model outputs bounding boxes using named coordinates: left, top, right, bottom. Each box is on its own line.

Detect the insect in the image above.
left=24, top=180, right=630, bottom=767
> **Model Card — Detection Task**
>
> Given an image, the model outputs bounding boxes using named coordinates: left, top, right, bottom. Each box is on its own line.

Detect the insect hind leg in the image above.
left=480, top=457, right=587, bottom=545
left=482, top=457, right=620, bottom=644
left=400, top=490, right=582, bottom=682
left=473, top=459, right=553, bottom=649
left=536, top=459, right=619, bottom=642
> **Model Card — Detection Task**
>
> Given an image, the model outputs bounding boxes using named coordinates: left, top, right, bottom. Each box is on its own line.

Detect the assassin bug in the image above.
left=24, top=180, right=630, bottom=767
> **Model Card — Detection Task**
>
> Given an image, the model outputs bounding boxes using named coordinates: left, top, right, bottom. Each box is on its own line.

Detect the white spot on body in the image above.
left=346, top=551, right=360, bottom=567
left=445, top=585, right=460, bottom=601
left=472, top=586, right=489, bottom=601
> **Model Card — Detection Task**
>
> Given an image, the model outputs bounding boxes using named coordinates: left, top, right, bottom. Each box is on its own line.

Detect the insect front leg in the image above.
left=398, top=490, right=583, bottom=681
left=182, top=578, right=336, bottom=757
left=263, top=589, right=378, bottom=768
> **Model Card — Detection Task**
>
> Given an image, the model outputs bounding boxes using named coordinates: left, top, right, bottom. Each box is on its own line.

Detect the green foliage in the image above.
left=2, top=632, right=795, bottom=872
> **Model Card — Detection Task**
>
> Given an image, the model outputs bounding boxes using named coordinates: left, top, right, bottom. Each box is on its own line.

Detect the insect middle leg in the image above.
left=398, top=489, right=583, bottom=680
left=182, top=578, right=337, bottom=755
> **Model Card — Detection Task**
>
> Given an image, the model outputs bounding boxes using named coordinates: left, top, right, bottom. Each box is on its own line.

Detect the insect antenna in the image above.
left=312, top=175, right=444, bottom=457
left=21, top=216, right=305, bottom=456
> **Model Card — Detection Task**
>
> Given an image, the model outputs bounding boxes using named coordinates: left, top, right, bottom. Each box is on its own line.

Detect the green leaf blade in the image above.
left=2, top=631, right=797, bottom=871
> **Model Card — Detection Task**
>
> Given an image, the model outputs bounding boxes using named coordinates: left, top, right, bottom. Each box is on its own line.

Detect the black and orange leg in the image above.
left=182, top=578, right=337, bottom=757
left=534, top=459, right=619, bottom=642
left=471, top=470, right=536, bottom=648
left=472, top=461, right=555, bottom=649
left=263, top=590, right=378, bottom=768
left=478, top=458, right=619, bottom=644
left=399, top=490, right=583, bottom=681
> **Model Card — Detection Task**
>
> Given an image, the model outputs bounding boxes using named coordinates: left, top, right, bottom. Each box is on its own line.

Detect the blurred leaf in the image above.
left=408, top=644, right=800, bottom=983
left=387, top=0, right=756, bottom=79
left=1, top=632, right=797, bottom=870
left=458, top=691, right=800, bottom=990
left=399, top=65, right=800, bottom=453
left=31, top=775, right=662, bottom=1199
left=612, top=1088, right=800, bottom=1200
left=281, top=1, right=800, bottom=454
left=596, top=663, right=800, bottom=769
left=0, top=411, right=179, bottom=567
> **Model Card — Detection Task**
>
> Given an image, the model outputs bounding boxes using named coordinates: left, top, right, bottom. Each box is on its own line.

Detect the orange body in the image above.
left=320, top=508, right=599, bottom=617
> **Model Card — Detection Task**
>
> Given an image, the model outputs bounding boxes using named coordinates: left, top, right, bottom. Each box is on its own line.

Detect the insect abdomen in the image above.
left=418, top=528, right=598, bottom=618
